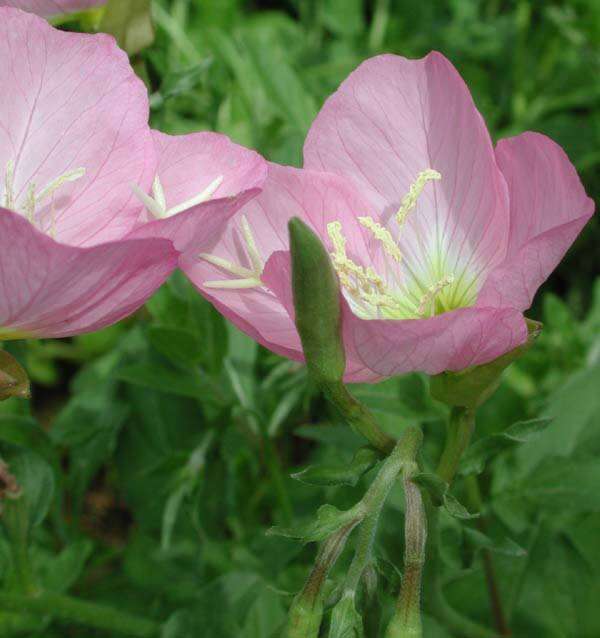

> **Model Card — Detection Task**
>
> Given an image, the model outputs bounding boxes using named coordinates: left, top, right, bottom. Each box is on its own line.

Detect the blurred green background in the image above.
left=1, top=1, right=599, bottom=637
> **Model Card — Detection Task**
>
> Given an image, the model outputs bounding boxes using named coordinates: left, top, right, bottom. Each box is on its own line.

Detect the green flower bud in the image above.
left=289, top=217, right=346, bottom=386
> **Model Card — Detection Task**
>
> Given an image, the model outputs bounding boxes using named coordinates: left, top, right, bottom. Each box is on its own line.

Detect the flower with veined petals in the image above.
left=0, top=0, right=104, bottom=17
left=184, top=52, right=594, bottom=382
left=0, top=8, right=265, bottom=340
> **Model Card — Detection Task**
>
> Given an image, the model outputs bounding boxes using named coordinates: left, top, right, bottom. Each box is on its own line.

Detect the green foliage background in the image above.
left=1, top=1, right=599, bottom=636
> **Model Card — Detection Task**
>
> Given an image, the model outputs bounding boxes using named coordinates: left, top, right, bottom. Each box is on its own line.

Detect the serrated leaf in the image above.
left=292, top=447, right=379, bottom=487
left=412, top=472, right=476, bottom=519
left=463, top=528, right=527, bottom=557
left=460, top=417, right=553, bottom=475
left=268, top=503, right=361, bottom=542
left=148, top=326, right=204, bottom=368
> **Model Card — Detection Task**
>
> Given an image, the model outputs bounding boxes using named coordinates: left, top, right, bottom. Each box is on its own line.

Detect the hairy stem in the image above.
left=324, top=381, right=396, bottom=454
left=385, top=459, right=426, bottom=637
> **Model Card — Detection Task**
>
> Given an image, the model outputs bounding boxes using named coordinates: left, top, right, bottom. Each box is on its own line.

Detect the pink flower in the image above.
left=184, top=53, right=594, bottom=382
left=0, top=0, right=104, bottom=17
left=0, top=8, right=265, bottom=340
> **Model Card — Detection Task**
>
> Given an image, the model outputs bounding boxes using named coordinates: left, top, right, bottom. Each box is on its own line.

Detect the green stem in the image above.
left=286, top=524, right=355, bottom=638
left=385, top=458, right=426, bottom=638
left=0, top=592, right=158, bottom=637
left=324, top=381, right=396, bottom=454
left=465, top=476, right=510, bottom=636
left=286, top=428, right=421, bottom=638
left=436, top=406, right=476, bottom=485
left=423, top=500, right=497, bottom=638
left=2, top=497, right=36, bottom=595
left=263, top=435, right=293, bottom=525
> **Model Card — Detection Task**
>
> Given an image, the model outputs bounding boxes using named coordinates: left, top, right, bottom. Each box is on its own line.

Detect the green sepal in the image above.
left=430, top=319, right=542, bottom=408
left=268, top=503, right=362, bottom=543
left=289, top=218, right=346, bottom=386
left=328, top=592, right=364, bottom=638
left=0, top=350, right=30, bottom=401
left=411, top=472, right=478, bottom=520
left=291, top=447, right=379, bottom=487
left=459, top=417, right=552, bottom=475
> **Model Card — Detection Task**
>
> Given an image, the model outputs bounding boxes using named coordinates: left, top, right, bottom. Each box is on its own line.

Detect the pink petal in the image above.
left=128, top=189, right=262, bottom=255
left=148, top=130, right=267, bottom=222
left=261, top=251, right=383, bottom=383
left=0, top=1, right=104, bottom=17
left=478, top=132, right=595, bottom=310
left=0, top=8, right=154, bottom=246
left=303, top=52, right=510, bottom=288
left=0, top=207, right=177, bottom=339
left=343, top=305, right=528, bottom=378
left=181, top=163, right=395, bottom=381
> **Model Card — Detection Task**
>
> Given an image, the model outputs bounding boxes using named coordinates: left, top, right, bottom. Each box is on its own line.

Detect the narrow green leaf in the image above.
left=292, top=447, right=379, bottom=487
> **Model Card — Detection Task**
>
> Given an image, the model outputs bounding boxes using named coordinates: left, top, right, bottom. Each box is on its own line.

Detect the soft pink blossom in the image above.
left=0, top=0, right=104, bottom=17
left=184, top=53, right=594, bottom=382
left=0, top=8, right=265, bottom=339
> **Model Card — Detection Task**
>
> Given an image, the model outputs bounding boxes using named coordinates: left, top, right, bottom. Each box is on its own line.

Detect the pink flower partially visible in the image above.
left=0, top=0, right=104, bottom=17
left=184, top=52, right=594, bottom=383
left=0, top=8, right=265, bottom=340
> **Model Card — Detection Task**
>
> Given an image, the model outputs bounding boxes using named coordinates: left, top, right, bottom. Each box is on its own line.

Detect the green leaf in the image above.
left=100, top=0, right=154, bottom=56
left=7, top=450, right=54, bottom=527
left=328, top=592, right=364, bottom=638
left=292, top=447, right=379, bottom=487
left=268, top=503, right=361, bottom=542
left=463, top=528, right=526, bottom=557
left=460, top=417, right=553, bottom=475
left=148, top=326, right=204, bottom=368
left=41, top=540, right=93, bottom=593
left=412, top=473, right=477, bottom=520
left=517, top=361, right=600, bottom=473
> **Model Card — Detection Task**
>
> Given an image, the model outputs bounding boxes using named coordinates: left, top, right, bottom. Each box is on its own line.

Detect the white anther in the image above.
left=132, top=174, right=224, bottom=219
left=131, top=182, right=166, bottom=218
left=165, top=175, right=224, bottom=217
left=152, top=175, right=167, bottom=212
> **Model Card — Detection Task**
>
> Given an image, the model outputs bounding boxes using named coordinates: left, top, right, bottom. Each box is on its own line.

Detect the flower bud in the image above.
left=289, top=217, right=346, bottom=385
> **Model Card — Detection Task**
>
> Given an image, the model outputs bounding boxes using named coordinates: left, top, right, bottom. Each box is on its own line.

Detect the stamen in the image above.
left=199, top=215, right=264, bottom=291
left=417, top=274, right=455, bottom=317
left=36, top=167, right=85, bottom=204
left=240, top=215, right=263, bottom=273
left=396, top=169, right=441, bottom=225
left=204, top=277, right=262, bottom=289
left=131, top=182, right=165, bottom=218
left=152, top=175, right=166, bottom=212
left=132, top=174, right=224, bottom=219
left=25, top=184, right=36, bottom=223
left=197, top=253, right=257, bottom=279
left=165, top=175, right=223, bottom=217
left=4, top=160, right=15, bottom=209
left=358, top=216, right=402, bottom=262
